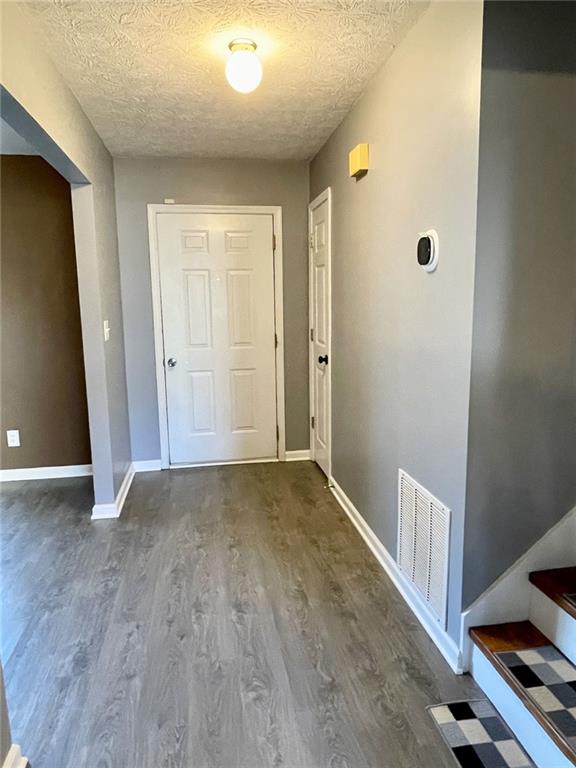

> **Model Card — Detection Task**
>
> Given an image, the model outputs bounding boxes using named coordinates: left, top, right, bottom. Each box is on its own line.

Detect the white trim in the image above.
left=460, top=504, right=576, bottom=670
left=285, top=449, right=311, bottom=462
left=114, top=463, right=135, bottom=515
left=91, top=463, right=135, bottom=520
left=147, top=204, right=170, bottom=470
left=308, top=188, right=332, bottom=478
left=133, top=459, right=162, bottom=473
left=329, top=476, right=463, bottom=673
left=272, top=209, right=286, bottom=463
left=470, top=645, right=572, bottom=768
left=2, top=744, right=28, bottom=768
left=91, top=502, right=117, bottom=520
left=0, top=464, right=92, bottom=482
left=147, top=204, right=286, bottom=468
left=170, top=457, right=278, bottom=470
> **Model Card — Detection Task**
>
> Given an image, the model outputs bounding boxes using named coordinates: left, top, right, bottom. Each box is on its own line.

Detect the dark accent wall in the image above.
left=1, top=155, right=91, bottom=469
left=462, top=2, right=576, bottom=607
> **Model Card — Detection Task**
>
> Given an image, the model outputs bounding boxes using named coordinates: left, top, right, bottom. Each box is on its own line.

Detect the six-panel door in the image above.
left=310, top=197, right=331, bottom=477
left=157, top=212, right=277, bottom=464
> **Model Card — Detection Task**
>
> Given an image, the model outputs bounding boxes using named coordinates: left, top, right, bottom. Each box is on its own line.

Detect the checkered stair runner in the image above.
left=496, top=644, right=576, bottom=753
left=428, top=699, right=534, bottom=767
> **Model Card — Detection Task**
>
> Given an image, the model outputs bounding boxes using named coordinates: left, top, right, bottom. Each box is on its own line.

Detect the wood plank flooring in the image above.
left=1, top=462, right=478, bottom=768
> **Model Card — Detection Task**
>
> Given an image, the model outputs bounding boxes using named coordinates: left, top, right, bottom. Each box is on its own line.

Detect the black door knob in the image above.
left=318, top=355, right=328, bottom=365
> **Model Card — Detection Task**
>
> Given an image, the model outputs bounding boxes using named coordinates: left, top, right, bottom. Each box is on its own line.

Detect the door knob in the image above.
left=318, top=355, right=328, bottom=365
left=167, top=357, right=177, bottom=368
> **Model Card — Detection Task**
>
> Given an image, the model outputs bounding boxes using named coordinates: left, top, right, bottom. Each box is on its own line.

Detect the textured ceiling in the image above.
left=24, top=0, right=426, bottom=160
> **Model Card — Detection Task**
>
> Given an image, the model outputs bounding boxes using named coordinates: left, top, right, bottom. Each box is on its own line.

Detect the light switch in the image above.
left=6, top=430, right=20, bottom=448
left=103, top=320, right=110, bottom=342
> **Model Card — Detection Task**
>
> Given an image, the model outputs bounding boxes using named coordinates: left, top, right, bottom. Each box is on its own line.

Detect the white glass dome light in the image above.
left=225, top=39, right=262, bottom=94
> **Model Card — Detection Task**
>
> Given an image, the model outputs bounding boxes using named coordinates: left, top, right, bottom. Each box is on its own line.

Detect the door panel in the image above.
left=230, top=369, right=257, bottom=432
left=315, top=366, right=327, bottom=448
left=309, top=192, right=331, bottom=477
left=183, top=270, right=211, bottom=347
left=227, top=270, right=254, bottom=346
left=158, top=211, right=277, bottom=464
left=315, top=264, right=327, bottom=344
left=188, top=371, right=215, bottom=434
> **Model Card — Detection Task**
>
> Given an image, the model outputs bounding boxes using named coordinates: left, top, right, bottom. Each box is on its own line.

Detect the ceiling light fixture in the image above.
left=225, top=39, right=262, bottom=94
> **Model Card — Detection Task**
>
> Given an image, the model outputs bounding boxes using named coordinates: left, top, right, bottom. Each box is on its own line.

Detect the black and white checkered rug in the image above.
left=428, top=699, right=535, bottom=767
left=496, top=644, right=576, bottom=752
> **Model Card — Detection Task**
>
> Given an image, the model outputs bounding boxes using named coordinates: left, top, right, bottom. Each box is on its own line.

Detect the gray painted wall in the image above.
left=0, top=116, right=37, bottom=154
left=462, top=2, right=576, bottom=607
left=114, top=157, right=310, bottom=459
left=310, top=1, right=483, bottom=640
left=0, top=666, right=10, bottom=765
left=1, top=3, right=132, bottom=499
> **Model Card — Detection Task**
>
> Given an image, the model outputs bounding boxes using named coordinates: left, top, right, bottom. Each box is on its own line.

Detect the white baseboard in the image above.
left=115, top=463, right=135, bottom=515
left=470, top=645, right=572, bottom=768
left=329, top=476, right=463, bottom=674
left=0, top=464, right=92, bottom=482
left=133, top=459, right=162, bottom=473
left=285, top=450, right=311, bottom=462
left=91, top=502, right=117, bottom=520
left=460, top=504, right=576, bottom=669
left=170, top=457, right=279, bottom=469
left=2, top=744, right=28, bottom=768
left=91, top=463, right=135, bottom=520
left=530, top=588, right=576, bottom=666
left=135, top=454, right=307, bottom=471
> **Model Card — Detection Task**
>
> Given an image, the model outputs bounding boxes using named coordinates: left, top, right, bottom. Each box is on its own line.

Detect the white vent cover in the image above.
left=397, top=469, right=451, bottom=627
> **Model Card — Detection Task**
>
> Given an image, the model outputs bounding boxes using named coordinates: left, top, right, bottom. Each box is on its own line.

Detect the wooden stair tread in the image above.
left=470, top=620, right=550, bottom=653
left=529, top=566, right=576, bottom=620
left=470, top=621, right=576, bottom=765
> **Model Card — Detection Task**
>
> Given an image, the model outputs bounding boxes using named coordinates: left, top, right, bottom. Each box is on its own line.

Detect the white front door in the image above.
left=157, top=211, right=278, bottom=465
left=309, top=190, right=331, bottom=477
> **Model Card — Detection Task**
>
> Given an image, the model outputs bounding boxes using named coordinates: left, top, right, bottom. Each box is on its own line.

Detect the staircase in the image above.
left=529, top=568, right=576, bottom=666
left=469, top=567, right=576, bottom=767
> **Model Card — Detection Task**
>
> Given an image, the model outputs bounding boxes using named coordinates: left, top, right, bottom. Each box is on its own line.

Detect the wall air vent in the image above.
left=397, top=469, right=451, bottom=628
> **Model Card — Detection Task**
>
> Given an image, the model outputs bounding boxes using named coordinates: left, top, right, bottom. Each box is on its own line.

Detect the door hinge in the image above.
left=273, top=233, right=276, bottom=252
left=310, top=328, right=314, bottom=342
left=275, top=333, right=278, bottom=349
left=309, top=233, right=314, bottom=249
left=311, top=416, right=315, bottom=430
left=276, top=425, right=280, bottom=441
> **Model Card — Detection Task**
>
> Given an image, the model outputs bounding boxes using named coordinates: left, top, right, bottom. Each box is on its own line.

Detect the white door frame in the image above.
left=308, top=188, right=332, bottom=477
left=147, top=204, right=286, bottom=469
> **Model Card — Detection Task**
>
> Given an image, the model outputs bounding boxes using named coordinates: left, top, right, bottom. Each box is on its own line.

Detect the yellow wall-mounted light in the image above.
left=349, top=143, right=369, bottom=179
left=225, top=39, right=263, bottom=94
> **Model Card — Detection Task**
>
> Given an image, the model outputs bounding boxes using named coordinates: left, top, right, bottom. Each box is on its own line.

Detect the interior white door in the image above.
left=309, top=191, right=331, bottom=477
left=157, top=211, right=277, bottom=464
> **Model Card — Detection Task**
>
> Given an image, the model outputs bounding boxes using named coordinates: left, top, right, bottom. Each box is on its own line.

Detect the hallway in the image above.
left=1, top=463, right=477, bottom=767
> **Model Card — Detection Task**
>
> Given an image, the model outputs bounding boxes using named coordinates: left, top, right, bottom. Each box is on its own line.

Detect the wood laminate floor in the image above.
left=1, top=462, right=478, bottom=768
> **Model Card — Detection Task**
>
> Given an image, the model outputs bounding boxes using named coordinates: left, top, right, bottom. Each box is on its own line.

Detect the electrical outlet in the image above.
left=6, top=430, right=20, bottom=448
